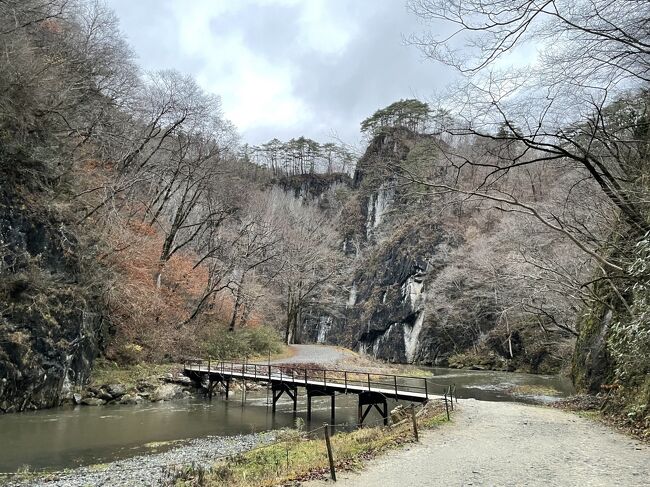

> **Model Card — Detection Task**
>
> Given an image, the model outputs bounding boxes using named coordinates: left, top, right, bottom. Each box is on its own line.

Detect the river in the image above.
left=0, top=367, right=573, bottom=473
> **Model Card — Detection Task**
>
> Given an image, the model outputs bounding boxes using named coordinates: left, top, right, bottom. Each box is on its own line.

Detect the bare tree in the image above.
left=259, top=189, right=341, bottom=344
left=406, top=0, right=649, bottom=268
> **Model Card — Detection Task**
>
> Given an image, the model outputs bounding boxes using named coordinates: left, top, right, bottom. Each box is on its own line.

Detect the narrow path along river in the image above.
left=307, top=399, right=650, bottom=487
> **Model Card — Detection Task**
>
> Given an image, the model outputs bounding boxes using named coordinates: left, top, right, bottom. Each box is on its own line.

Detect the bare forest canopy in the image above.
left=0, top=0, right=648, bottom=425
left=248, top=137, right=356, bottom=176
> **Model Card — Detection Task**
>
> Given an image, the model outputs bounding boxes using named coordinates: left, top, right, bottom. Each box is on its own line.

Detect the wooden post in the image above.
left=242, top=376, right=246, bottom=406
left=324, top=369, right=327, bottom=387
left=307, top=390, right=312, bottom=420
left=444, top=391, right=448, bottom=417
left=331, top=394, right=335, bottom=424
left=344, top=372, right=348, bottom=393
left=266, top=375, right=270, bottom=407
left=394, top=375, right=398, bottom=397
left=367, top=373, right=371, bottom=391
left=424, top=379, right=428, bottom=399
left=410, top=404, right=419, bottom=441
left=358, top=401, right=363, bottom=427
left=323, top=423, right=336, bottom=482
left=272, top=391, right=276, bottom=413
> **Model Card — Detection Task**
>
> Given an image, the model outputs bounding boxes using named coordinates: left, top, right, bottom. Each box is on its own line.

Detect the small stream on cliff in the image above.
left=0, top=368, right=574, bottom=473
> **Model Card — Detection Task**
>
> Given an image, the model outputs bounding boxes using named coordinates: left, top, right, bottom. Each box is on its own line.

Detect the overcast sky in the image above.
left=106, top=0, right=454, bottom=146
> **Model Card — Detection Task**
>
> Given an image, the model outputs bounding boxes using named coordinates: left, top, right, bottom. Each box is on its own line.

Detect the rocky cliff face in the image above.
left=275, top=173, right=351, bottom=211
left=299, top=129, right=566, bottom=371
left=0, top=185, right=105, bottom=413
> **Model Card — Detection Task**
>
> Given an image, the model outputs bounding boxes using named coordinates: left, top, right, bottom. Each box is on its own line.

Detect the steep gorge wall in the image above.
left=0, top=184, right=105, bottom=413
left=299, top=130, right=568, bottom=372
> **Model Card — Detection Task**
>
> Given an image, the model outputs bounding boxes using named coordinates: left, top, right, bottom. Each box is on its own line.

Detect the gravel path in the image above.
left=306, top=399, right=650, bottom=486
left=5, top=432, right=275, bottom=487
left=271, top=344, right=351, bottom=365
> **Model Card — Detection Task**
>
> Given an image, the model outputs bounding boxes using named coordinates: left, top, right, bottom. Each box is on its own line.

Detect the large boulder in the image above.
left=81, top=397, right=105, bottom=406
left=119, top=393, right=143, bottom=405
left=105, top=383, right=127, bottom=398
left=151, top=384, right=184, bottom=402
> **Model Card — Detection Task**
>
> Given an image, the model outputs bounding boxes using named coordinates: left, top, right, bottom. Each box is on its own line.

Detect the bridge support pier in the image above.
left=358, top=392, right=388, bottom=427
left=306, top=387, right=336, bottom=424
left=203, top=373, right=228, bottom=401
left=271, top=383, right=298, bottom=413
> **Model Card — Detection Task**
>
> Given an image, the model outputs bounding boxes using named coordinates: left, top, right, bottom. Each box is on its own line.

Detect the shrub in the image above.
left=202, top=325, right=284, bottom=360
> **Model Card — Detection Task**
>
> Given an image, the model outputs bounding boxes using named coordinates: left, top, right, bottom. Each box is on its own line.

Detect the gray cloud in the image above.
left=106, top=0, right=454, bottom=146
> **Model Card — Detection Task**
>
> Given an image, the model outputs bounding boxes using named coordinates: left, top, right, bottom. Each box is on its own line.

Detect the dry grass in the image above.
left=171, top=401, right=449, bottom=486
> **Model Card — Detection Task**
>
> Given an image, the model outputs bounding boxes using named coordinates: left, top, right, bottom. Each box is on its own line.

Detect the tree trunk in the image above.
left=229, top=273, right=245, bottom=332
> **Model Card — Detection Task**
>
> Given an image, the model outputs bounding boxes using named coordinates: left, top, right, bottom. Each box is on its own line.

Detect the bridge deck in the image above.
left=183, top=362, right=443, bottom=403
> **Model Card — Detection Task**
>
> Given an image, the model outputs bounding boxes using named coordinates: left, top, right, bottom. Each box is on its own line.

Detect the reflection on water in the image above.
left=0, top=367, right=574, bottom=472
left=424, top=367, right=574, bottom=403
left=0, top=391, right=389, bottom=472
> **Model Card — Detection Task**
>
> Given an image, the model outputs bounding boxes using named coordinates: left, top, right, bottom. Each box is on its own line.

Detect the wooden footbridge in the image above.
left=183, top=360, right=452, bottom=426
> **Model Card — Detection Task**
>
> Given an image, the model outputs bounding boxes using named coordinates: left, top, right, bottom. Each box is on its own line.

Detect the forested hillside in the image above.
left=0, top=0, right=343, bottom=411
left=0, top=0, right=648, bottom=432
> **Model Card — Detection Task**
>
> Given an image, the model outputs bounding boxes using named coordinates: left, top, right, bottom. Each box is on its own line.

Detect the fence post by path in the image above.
left=444, top=387, right=450, bottom=421
left=410, top=404, right=419, bottom=441
left=323, top=423, right=336, bottom=482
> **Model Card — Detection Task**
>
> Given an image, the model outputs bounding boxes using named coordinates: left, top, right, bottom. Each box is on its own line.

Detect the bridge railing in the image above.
left=185, top=360, right=454, bottom=400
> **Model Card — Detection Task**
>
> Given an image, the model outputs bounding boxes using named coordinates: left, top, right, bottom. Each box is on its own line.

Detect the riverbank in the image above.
left=171, top=400, right=449, bottom=486
left=2, top=432, right=277, bottom=487
left=0, top=345, right=582, bottom=484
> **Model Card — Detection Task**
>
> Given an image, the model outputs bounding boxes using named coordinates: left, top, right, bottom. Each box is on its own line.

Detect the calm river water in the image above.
left=0, top=367, right=573, bottom=472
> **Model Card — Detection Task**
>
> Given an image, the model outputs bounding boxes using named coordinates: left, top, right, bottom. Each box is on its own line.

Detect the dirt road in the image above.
left=307, top=399, right=650, bottom=486
left=271, top=344, right=351, bottom=365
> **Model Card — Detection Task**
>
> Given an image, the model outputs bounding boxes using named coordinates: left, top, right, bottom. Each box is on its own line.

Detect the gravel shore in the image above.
left=5, top=431, right=276, bottom=487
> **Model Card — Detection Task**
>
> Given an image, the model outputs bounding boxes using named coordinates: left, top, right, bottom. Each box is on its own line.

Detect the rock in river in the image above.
left=80, top=397, right=105, bottom=406
left=151, top=384, right=183, bottom=402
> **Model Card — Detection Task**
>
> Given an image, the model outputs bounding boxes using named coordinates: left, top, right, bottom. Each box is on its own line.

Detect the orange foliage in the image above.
left=102, top=212, right=235, bottom=362
left=73, top=163, right=269, bottom=362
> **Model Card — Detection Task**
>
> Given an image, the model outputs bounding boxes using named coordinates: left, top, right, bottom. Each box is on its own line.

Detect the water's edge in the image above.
left=0, top=367, right=574, bottom=475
